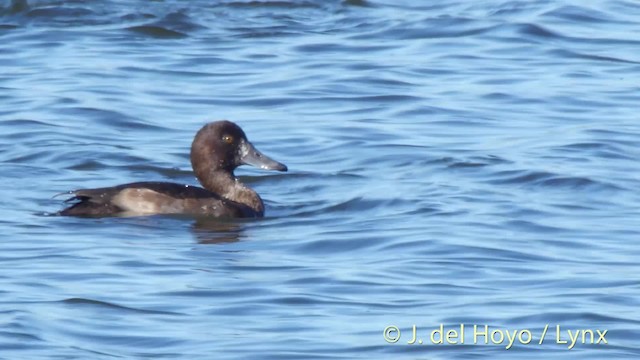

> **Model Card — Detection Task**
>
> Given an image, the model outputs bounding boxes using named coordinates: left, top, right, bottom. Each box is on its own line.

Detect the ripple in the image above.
left=221, top=1, right=323, bottom=10
left=59, top=298, right=182, bottom=316
left=515, top=23, right=561, bottom=39
left=553, top=142, right=635, bottom=160
left=511, top=311, right=640, bottom=325
left=446, top=155, right=511, bottom=169
left=2, top=0, right=29, bottom=14
left=59, top=107, right=167, bottom=131
left=26, top=6, right=94, bottom=20
left=294, top=42, right=394, bottom=54
left=349, top=17, right=496, bottom=40
left=551, top=49, right=640, bottom=64
left=542, top=5, right=617, bottom=24
left=126, top=25, right=187, bottom=39
left=485, top=169, right=621, bottom=191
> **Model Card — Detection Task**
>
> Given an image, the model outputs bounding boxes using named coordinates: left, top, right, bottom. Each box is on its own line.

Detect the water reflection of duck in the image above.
left=58, top=121, right=287, bottom=218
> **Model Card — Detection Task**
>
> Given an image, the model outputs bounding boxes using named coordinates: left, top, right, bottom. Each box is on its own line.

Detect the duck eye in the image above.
left=222, top=135, right=234, bottom=144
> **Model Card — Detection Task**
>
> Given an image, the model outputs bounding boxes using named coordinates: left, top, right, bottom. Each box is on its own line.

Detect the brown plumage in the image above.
left=58, top=121, right=287, bottom=218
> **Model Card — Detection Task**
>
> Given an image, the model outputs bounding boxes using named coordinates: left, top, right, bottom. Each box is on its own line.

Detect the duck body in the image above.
left=59, top=181, right=257, bottom=218
left=58, top=121, right=287, bottom=218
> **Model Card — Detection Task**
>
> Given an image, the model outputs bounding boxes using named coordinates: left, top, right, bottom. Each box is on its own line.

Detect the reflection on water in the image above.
left=190, top=217, right=244, bottom=244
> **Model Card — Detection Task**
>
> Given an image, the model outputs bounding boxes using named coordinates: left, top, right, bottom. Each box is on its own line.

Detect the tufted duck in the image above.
left=58, top=120, right=287, bottom=218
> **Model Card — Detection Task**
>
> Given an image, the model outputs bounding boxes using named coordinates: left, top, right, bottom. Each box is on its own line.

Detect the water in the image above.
left=1, top=0, right=640, bottom=358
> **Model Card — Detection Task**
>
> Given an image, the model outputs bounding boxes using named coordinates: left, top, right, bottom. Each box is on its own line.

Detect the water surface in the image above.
left=1, top=0, right=639, bottom=359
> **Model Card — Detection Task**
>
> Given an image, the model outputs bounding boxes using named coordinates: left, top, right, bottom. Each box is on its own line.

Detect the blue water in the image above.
left=1, top=0, right=640, bottom=358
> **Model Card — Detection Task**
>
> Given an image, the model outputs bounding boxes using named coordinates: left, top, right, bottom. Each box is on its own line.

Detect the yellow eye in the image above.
left=222, top=135, right=234, bottom=144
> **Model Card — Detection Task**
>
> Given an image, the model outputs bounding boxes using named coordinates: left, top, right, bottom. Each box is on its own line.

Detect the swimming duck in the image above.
left=58, top=120, right=287, bottom=218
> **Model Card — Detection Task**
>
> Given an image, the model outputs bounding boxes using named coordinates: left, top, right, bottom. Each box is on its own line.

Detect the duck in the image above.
left=58, top=120, right=287, bottom=218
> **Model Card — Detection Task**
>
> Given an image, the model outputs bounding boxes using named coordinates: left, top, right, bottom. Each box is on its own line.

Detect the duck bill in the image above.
left=239, top=140, right=288, bottom=172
